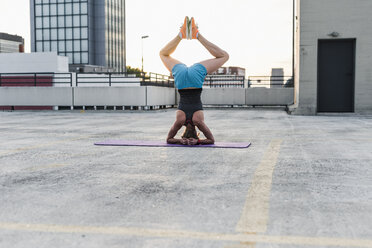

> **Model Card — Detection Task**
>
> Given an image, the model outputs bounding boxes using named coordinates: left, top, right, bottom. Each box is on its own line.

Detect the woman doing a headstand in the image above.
left=160, top=17, right=229, bottom=145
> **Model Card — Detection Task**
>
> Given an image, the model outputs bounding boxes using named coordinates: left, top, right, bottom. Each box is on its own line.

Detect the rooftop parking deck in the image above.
left=0, top=108, right=371, bottom=248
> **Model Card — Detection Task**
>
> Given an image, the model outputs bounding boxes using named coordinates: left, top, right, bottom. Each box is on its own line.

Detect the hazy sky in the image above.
left=0, top=0, right=293, bottom=76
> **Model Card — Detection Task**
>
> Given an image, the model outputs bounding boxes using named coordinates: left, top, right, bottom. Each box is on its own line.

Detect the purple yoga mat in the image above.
left=94, top=140, right=251, bottom=149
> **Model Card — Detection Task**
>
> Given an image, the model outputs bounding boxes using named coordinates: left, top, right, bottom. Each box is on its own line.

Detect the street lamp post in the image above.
left=141, top=35, right=149, bottom=75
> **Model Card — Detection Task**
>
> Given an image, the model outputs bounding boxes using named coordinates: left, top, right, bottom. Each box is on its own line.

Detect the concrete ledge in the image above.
left=246, top=88, right=294, bottom=106
left=0, top=86, right=295, bottom=108
left=355, top=106, right=372, bottom=114
left=146, top=86, right=176, bottom=106
left=73, top=87, right=146, bottom=106
left=0, top=87, right=73, bottom=106
left=202, top=88, right=246, bottom=105
left=288, top=105, right=317, bottom=115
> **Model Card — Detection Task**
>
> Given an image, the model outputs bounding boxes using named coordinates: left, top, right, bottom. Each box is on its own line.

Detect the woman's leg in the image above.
left=192, top=110, right=215, bottom=144
left=160, top=17, right=190, bottom=73
left=197, top=33, right=229, bottom=74
left=159, top=35, right=183, bottom=73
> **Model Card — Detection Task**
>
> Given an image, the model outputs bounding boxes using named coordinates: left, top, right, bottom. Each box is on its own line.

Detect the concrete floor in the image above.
left=0, top=108, right=371, bottom=248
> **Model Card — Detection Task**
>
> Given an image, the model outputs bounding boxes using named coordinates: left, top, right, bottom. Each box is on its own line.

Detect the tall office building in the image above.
left=30, top=0, right=126, bottom=72
left=0, top=32, right=24, bottom=53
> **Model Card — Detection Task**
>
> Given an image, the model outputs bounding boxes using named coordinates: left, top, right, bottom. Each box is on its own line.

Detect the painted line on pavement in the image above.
left=224, top=242, right=256, bottom=248
left=236, top=139, right=283, bottom=234
left=0, top=222, right=371, bottom=247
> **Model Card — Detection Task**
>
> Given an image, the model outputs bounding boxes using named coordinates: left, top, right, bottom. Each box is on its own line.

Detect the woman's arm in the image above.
left=167, top=137, right=188, bottom=145
left=187, top=137, right=214, bottom=145
left=191, top=111, right=215, bottom=145
left=198, top=137, right=214, bottom=145
left=166, top=118, right=188, bottom=144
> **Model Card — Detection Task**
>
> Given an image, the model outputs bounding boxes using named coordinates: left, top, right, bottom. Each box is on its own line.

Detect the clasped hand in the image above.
left=181, top=138, right=199, bottom=145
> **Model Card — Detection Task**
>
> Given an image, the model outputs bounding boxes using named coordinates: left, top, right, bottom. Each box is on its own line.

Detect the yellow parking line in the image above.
left=0, top=222, right=371, bottom=247
left=224, top=242, right=256, bottom=248
left=236, top=139, right=283, bottom=234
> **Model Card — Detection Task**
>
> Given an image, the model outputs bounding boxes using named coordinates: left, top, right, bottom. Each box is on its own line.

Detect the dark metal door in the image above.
left=317, top=39, right=355, bottom=112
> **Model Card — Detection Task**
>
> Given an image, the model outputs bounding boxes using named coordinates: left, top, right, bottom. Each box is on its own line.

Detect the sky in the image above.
left=0, top=0, right=293, bottom=76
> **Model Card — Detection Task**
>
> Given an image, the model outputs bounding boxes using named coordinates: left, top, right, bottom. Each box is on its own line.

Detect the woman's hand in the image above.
left=180, top=138, right=188, bottom=145
left=187, top=138, right=199, bottom=145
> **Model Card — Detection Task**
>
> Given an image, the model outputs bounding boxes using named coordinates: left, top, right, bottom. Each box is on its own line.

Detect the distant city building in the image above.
left=0, top=52, right=68, bottom=111
left=207, top=66, right=245, bottom=88
left=212, top=66, right=246, bottom=76
left=0, top=52, right=68, bottom=73
left=30, top=0, right=126, bottom=72
left=270, top=68, right=284, bottom=88
left=0, top=32, right=24, bottom=53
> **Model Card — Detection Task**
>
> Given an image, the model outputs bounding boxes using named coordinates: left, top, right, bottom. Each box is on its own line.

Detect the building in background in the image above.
left=0, top=52, right=68, bottom=73
left=0, top=32, right=24, bottom=53
left=290, top=0, right=372, bottom=114
left=211, top=66, right=246, bottom=76
left=270, top=68, right=284, bottom=88
left=30, top=0, right=126, bottom=72
left=0, top=52, right=68, bottom=111
left=207, top=66, right=245, bottom=88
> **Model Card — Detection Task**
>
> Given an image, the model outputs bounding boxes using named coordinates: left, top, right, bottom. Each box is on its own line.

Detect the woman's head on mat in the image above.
left=181, top=123, right=199, bottom=139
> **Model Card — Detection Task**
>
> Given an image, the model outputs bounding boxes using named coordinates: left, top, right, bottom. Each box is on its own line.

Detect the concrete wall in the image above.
left=0, top=52, right=69, bottom=73
left=74, top=87, right=146, bottom=106
left=177, top=88, right=294, bottom=106
left=292, top=0, right=372, bottom=114
left=147, top=86, right=176, bottom=106
left=0, top=86, right=293, bottom=107
left=0, top=87, right=73, bottom=106
left=202, top=88, right=246, bottom=105
left=246, top=88, right=293, bottom=106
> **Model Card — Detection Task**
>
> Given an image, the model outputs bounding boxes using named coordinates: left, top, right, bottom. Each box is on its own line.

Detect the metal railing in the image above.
left=76, top=72, right=138, bottom=86
left=0, top=73, right=72, bottom=87
left=0, top=72, right=294, bottom=89
left=204, top=75, right=245, bottom=88
left=75, top=72, right=174, bottom=87
left=248, top=76, right=294, bottom=88
left=140, top=72, right=174, bottom=87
